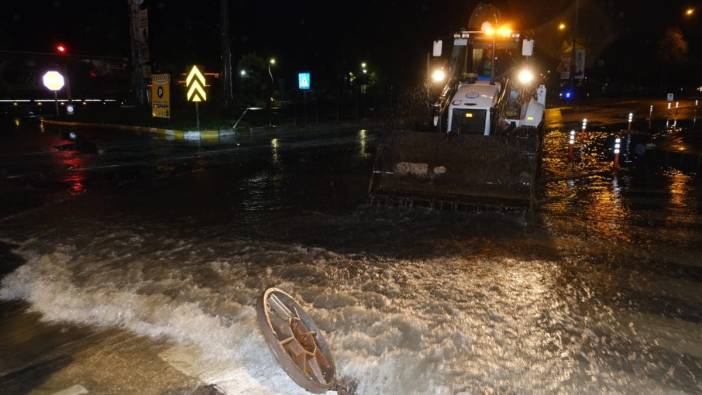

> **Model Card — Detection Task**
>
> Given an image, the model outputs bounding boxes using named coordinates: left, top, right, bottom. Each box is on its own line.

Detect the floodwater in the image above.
left=1, top=104, right=701, bottom=394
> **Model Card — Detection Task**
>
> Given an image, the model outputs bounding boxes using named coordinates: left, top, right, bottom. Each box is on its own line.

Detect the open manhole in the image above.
left=256, top=288, right=339, bottom=393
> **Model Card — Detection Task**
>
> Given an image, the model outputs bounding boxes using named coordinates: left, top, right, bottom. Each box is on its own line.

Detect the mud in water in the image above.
left=1, top=119, right=701, bottom=394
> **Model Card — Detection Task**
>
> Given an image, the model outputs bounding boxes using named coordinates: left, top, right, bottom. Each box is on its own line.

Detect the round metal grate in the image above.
left=256, top=288, right=337, bottom=393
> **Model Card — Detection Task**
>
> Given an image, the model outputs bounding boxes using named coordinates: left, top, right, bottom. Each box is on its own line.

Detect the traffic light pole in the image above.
left=220, top=0, right=234, bottom=108
left=128, top=0, right=149, bottom=105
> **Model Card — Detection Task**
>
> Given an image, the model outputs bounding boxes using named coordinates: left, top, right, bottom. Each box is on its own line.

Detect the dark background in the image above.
left=1, top=0, right=701, bottom=99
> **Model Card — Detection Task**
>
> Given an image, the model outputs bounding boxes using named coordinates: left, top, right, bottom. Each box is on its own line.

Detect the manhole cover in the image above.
left=256, top=288, right=337, bottom=393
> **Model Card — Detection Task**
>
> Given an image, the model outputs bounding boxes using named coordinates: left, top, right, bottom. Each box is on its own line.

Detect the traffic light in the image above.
left=55, top=43, right=68, bottom=55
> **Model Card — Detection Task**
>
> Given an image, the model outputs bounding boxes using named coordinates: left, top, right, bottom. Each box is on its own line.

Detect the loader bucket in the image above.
left=369, top=129, right=542, bottom=209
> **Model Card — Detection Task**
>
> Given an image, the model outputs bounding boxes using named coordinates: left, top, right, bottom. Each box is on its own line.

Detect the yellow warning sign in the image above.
left=151, top=73, right=170, bottom=119
left=186, top=65, right=207, bottom=102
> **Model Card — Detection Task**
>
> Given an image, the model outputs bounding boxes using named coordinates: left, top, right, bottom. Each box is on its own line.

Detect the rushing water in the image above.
left=1, top=117, right=701, bottom=394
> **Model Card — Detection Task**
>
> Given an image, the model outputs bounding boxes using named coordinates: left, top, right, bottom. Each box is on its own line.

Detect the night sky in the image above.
left=1, top=0, right=701, bottom=88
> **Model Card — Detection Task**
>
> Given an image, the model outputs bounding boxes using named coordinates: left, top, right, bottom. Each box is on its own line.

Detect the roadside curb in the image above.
left=41, top=119, right=235, bottom=141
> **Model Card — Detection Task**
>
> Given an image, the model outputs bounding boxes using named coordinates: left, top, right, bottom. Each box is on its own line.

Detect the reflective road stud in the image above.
left=695, top=100, right=699, bottom=127
left=613, top=137, right=621, bottom=170
left=568, top=130, right=576, bottom=161
left=628, top=112, right=633, bottom=131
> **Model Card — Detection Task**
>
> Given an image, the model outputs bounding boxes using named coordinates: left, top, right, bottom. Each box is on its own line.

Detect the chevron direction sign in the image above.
left=186, top=65, right=207, bottom=102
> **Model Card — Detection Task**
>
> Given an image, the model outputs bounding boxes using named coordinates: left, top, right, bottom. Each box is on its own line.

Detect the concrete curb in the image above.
left=42, top=119, right=235, bottom=141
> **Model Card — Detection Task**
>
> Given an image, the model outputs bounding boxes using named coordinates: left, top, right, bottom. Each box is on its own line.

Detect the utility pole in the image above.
left=570, top=0, right=579, bottom=92
left=128, top=0, right=150, bottom=105
left=220, top=0, right=234, bottom=108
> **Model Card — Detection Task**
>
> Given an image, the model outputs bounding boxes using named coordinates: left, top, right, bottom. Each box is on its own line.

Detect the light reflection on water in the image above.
left=58, top=154, right=88, bottom=197
left=271, top=138, right=280, bottom=165
left=359, top=129, right=369, bottom=159
left=668, top=169, right=690, bottom=209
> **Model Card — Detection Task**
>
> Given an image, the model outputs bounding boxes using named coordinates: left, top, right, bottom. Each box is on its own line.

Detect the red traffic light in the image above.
left=55, top=43, right=68, bottom=55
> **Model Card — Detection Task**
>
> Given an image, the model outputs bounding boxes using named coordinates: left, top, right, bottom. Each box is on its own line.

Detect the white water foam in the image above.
left=1, top=236, right=693, bottom=394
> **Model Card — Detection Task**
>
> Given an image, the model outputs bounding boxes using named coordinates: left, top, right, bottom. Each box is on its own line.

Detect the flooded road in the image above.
left=1, top=103, right=701, bottom=394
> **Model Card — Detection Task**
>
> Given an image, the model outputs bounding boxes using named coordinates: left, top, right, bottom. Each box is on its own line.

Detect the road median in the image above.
left=41, top=119, right=233, bottom=141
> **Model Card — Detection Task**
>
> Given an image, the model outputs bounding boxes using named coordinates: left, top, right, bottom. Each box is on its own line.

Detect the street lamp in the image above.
left=240, top=69, right=247, bottom=77
left=686, top=7, right=695, bottom=16
left=558, top=22, right=567, bottom=31
left=267, top=58, right=277, bottom=126
left=268, top=59, right=276, bottom=84
left=42, top=70, right=65, bottom=116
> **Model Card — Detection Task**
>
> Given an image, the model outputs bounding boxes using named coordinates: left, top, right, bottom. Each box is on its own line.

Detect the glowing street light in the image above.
left=42, top=70, right=64, bottom=116
left=240, top=69, right=247, bottom=77
left=361, top=62, right=367, bottom=69
left=686, top=7, right=695, bottom=16
left=42, top=71, right=65, bottom=91
left=267, top=58, right=277, bottom=126
left=558, top=22, right=567, bottom=31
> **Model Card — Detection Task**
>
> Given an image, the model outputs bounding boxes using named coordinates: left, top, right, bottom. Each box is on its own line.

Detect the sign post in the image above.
left=298, top=72, right=311, bottom=125
left=185, top=65, right=207, bottom=130
left=151, top=73, right=171, bottom=119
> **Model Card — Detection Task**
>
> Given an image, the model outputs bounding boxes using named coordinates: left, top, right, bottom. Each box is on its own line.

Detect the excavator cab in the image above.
left=369, top=4, right=545, bottom=210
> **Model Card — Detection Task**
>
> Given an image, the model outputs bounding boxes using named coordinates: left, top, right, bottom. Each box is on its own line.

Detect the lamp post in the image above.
left=268, top=58, right=276, bottom=85
left=268, top=58, right=276, bottom=126
left=42, top=71, right=65, bottom=117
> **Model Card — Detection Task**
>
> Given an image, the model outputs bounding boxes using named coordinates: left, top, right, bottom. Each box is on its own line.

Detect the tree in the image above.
left=236, top=53, right=268, bottom=108
left=658, top=27, right=688, bottom=65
